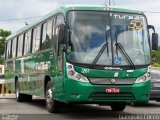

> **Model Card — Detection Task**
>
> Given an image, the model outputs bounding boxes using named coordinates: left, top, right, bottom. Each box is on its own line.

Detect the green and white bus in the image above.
left=5, top=5, right=158, bottom=113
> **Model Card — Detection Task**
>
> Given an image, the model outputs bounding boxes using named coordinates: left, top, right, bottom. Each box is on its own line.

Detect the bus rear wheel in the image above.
left=46, top=81, right=61, bottom=113
left=24, top=94, right=32, bottom=102
left=16, top=80, right=25, bottom=102
left=110, top=102, right=126, bottom=111
left=16, top=80, right=32, bottom=102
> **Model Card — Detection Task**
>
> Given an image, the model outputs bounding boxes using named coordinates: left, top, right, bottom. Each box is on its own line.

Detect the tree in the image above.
left=151, top=47, right=160, bottom=67
left=0, top=29, right=11, bottom=64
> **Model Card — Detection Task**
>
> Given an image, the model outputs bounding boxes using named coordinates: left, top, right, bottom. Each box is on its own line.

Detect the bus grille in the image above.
left=89, top=92, right=134, bottom=100
left=88, top=78, right=136, bottom=85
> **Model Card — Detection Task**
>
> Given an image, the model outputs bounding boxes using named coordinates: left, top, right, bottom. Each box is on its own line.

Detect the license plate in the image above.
left=153, top=83, right=160, bottom=87
left=106, top=88, right=120, bottom=93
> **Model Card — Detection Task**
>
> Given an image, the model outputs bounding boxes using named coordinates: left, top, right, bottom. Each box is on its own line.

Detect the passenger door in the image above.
left=53, top=14, right=65, bottom=98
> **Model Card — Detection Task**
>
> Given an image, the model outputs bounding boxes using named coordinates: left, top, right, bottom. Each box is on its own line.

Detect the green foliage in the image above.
left=0, top=57, right=4, bottom=64
left=151, top=47, right=160, bottom=67
left=0, top=29, right=11, bottom=64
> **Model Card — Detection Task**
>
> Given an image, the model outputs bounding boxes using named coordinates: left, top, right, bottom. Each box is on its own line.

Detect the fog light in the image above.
left=142, top=94, right=149, bottom=97
left=71, top=94, right=80, bottom=98
left=147, top=72, right=151, bottom=78
left=68, top=65, right=73, bottom=69
left=68, top=70, right=75, bottom=76
left=71, top=94, right=76, bottom=98
left=76, top=74, right=81, bottom=80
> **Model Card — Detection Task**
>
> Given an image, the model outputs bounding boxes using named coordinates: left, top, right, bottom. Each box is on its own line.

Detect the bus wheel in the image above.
left=156, top=99, right=160, bottom=102
left=46, top=81, right=60, bottom=113
left=16, top=80, right=25, bottom=102
left=130, top=101, right=148, bottom=106
left=110, top=102, right=126, bottom=111
left=24, top=94, right=32, bottom=102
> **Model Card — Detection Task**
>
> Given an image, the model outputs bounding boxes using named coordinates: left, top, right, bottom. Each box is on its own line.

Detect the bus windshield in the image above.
left=67, top=11, right=150, bottom=67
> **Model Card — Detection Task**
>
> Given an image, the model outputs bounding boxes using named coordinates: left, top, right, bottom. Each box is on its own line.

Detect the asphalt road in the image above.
left=1, top=96, right=160, bottom=120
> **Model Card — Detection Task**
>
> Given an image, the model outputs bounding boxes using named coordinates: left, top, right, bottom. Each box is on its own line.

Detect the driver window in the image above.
left=55, top=14, right=64, bottom=57
left=55, top=14, right=64, bottom=73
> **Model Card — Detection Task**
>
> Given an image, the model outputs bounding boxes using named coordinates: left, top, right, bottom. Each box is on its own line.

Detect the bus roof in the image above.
left=7, top=4, right=144, bottom=41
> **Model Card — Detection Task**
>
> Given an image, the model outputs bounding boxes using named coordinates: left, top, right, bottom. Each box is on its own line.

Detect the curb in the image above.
left=0, top=94, right=15, bottom=99
left=0, top=82, right=10, bottom=94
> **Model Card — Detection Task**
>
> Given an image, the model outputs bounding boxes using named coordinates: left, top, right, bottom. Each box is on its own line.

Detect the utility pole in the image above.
left=109, top=0, right=111, bottom=5
left=105, top=0, right=111, bottom=6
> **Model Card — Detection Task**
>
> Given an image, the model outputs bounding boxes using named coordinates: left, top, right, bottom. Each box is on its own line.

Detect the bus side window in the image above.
left=55, top=14, right=64, bottom=57
left=32, top=28, right=37, bottom=53
left=17, top=34, right=24, bottom=57
left=46, top=19, right=53, bottom=48
left=24, top=30, right=32, bottom=55
left=52, top=18, right=55, bottom=47
left=12, top=37, right=17, bottom=58
left=55, top=14, right=64, bottom=73
left=6, top=40, right=11, bottom=59
left=32, top=26, right=41, bottom=53
left=24, top=32, right=28, bottom=55
left=35, top=25, right=41, bottom=52
left=41, top=23, right=47, bottom=50
left=41, top=18, right=53, bottom=50
left=27, top=30, right=32, bottom=54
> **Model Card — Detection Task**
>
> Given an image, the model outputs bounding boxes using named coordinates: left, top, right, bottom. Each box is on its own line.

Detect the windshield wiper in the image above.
left=115, top=43, right=135, bottom=69
left=91, top=43, right=108, bottom=68
left=91, top=31, right=109, bottom=68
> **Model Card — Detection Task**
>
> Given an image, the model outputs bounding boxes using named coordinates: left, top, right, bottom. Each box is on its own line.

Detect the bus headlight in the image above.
left=66, top=63, right=89, bottom=83
left=135, top=72, right=151, bottom=83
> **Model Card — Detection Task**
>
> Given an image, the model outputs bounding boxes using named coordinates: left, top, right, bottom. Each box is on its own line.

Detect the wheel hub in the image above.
left=16, top=85, right=19, bottom=98
left=46, top=88, right=53, bottom=106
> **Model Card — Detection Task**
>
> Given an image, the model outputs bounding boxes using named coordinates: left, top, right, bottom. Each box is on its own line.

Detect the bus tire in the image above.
left=15, top=80, right=25, bottom=102
left=110, top=102, right=126, bottom=111
left=130, top=101, right=148, bottom=106
left=46, top=81, right=60, bottom=113
left=24, top=94, right=32, bottom=102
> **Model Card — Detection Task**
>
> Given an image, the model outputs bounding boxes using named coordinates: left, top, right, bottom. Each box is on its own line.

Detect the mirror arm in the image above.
left=62, top=46, right=67, bottom=53
left=148, top=25, right=155, bottom=33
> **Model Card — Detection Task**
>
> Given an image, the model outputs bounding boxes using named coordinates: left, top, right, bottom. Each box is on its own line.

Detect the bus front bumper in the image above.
left=64, top=79, right=150, bottom=103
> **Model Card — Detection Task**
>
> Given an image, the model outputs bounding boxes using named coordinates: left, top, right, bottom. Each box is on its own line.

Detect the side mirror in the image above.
left=148, top=25, right=155, bottom=33
left=57, top=24, right=67, bottom=44
left=152, top=33, right=158, bottom=51
left=148, top=25, right=159, bottom=51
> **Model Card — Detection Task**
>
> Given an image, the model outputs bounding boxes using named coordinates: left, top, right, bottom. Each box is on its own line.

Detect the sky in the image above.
left=0, top=0, right=160, bottom=33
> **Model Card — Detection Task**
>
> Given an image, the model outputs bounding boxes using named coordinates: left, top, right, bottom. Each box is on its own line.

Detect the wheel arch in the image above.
left=44, top=75, right=51, bottom=97
left=15, top=76, right=18, bottom=90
